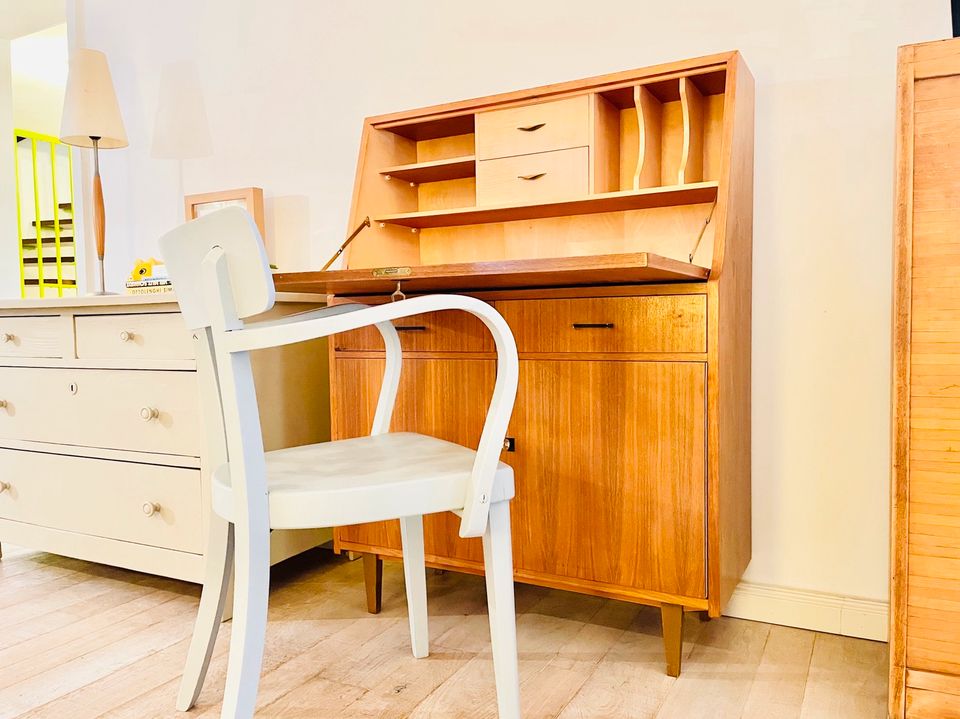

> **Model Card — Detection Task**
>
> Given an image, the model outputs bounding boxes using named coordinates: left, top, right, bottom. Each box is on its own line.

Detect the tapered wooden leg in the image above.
left=177, top=515, right=234, bottom=711
left=363, top=553, right=382, bottom=614
left=483, top=500, right=521, bottom=719
left=221, top=520, right=270, bottom=719
left=661, top=603, right=684, bottom=677
left=399, top=515, right=429, bottom=658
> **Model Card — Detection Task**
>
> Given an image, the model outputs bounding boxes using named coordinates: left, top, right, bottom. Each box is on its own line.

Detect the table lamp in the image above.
left=60, top=49, right=128, bottom=295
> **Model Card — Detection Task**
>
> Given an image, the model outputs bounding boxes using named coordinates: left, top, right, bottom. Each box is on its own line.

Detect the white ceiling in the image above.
left=0, top=0, right=65, bottom=40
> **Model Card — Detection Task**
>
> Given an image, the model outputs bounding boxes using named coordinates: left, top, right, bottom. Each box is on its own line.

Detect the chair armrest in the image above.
left=228, top=301, right=402, bottom=436
left=225, top=295, right=519, bottom=538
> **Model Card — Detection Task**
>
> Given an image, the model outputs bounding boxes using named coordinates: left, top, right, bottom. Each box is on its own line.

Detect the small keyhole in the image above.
left=69, top=382, right=78, bottom=395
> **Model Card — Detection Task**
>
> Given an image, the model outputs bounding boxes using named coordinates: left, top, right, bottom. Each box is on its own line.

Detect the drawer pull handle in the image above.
left=572, top=323, right=615, bottom=329
left=517, top=123, right=545, bottom=132
left=0, top=481, right=9, bottom=493
left=0, top=399, right=6, bottom=409
left=142, top=501, right=161, bottom=517
left=395, top=326, right=427, bottom=332
left=0, top=333, right=13, bottom=343
left=517, top=173, right=545, bottom=181
left=140, top=406, right=160, bottom=421
left=119, top=330, right=135, bottom=342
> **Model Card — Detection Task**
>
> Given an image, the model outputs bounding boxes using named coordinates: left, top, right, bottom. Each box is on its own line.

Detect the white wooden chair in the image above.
left=159, top=207, right=521, bottom=718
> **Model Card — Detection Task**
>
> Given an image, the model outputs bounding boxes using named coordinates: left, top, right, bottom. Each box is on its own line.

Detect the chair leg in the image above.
left=177, top=515, right=234, bottom=711
left=399, top=515, right=429, bottom=659
left=482, top=500, right=520, bottom=719
left=220, top=519, right=271, bottom=719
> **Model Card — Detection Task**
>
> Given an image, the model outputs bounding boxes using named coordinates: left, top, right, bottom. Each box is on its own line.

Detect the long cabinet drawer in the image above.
left=476, top=147, right=589, bottom=206
left=334, top=309, right=495, bottom=353
left=0, top=316, right=64, bottom=358
left=475, top=95, right=590, bottom=160
left=0, top=367, right=200, bottom=456
left=0, top=448, right=202, bottom=553
left=75, top=312, right=194, bottom=361
left=498, top=295, right=707, bottom=354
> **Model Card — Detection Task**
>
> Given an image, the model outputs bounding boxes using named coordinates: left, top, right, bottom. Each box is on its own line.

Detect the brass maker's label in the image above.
left=372, top=266, right=413, bottom=278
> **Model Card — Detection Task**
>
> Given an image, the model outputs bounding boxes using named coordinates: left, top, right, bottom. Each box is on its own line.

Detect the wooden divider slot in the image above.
left=680, top=77, right=705, bottom=184
left=635, top=86, right=662, bottom=189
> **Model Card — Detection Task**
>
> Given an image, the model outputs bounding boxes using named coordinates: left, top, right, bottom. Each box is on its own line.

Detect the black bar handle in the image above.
left=572, top=323, right=615, bottom=329
left=395, top=325, right=428, bottom=332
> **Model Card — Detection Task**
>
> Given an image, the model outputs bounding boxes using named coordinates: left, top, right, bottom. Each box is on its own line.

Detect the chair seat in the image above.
left=211, top=432, right=515, bottom=529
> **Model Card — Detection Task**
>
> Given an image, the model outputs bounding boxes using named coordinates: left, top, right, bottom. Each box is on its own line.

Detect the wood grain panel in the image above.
left=507, top=360, right=707, bottom=598
left=74, top=312, right=193, bottom=361
left=475, top=95, right=589, bottom=160
left=0, top=367, right=200, bottom=456
left=907, top=687, right=960, bottom=718
left=476, top=147, right=588, bottom=206
left=498, top=294, right=706, bottom=354
left=0, top=449, right=201, bottom=553
left=895, top=48, right=960, bottom=716
left=331, top=357, right=494, bottom=564
left=0, top=316, right=63, bottom=358
left=333, top=309, right=495, bottom=353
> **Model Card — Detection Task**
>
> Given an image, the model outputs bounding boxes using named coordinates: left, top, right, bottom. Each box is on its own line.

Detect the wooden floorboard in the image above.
left=0, top=546, right=888, bottom=718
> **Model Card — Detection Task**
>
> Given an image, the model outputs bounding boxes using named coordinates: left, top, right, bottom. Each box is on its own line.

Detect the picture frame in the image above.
left=184, top=187, right=265, bottom=237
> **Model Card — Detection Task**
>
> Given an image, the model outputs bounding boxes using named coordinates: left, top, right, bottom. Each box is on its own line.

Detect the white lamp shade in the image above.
left=60, top=49, right=128, bottom=149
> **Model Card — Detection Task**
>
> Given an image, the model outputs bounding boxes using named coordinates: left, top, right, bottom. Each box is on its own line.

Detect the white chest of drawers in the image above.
left=0, top=294, right=331, bottom=581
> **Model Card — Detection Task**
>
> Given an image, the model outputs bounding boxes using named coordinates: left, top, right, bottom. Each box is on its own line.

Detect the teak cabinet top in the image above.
left=274, top=51, right=753, bottom=298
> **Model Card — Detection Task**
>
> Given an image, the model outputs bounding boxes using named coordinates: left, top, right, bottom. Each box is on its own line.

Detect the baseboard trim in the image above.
left=723, top=581, right=888, bottom=642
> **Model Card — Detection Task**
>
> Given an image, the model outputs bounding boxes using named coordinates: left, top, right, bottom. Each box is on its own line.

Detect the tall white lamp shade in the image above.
left=60, top=48, right=127, bottom=294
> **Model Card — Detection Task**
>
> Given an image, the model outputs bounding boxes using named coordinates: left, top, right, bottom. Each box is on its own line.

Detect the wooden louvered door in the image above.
left=892, top=39, right=960, bottom=719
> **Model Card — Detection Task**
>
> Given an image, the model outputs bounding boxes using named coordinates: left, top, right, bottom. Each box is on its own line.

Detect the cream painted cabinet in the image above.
left=0, top=294, right=331, bottom=582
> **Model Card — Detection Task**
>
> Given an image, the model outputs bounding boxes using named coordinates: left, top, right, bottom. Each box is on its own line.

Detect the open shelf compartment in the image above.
left=374, top=182, right=718, bottom=229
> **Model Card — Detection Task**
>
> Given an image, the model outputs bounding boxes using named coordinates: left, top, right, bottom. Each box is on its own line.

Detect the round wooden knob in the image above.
left=0, top=481, right=10, bottom=493
left=0, top=333, right=13, bottom=343
left=142, top=501, right=160, bottom=517
left=0, top=399, right=7, bottom=409
left=140, top=406, right=160, bottom=421
left=119, top=330, right=134, bottom=342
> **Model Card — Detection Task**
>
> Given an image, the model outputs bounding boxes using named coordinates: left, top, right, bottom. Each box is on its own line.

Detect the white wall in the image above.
left=0, top=38, right=17, bottom=298
left=10, top=24, right=68, bottom=137
left=72, top=0, right=950, bottom=624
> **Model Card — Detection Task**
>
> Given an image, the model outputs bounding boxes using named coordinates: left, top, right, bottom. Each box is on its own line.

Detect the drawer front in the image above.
left=475, top=96, right=590, bottom=160
left=334, top=309, right=495, bottom=353
left=0, top=448, right=202, bottom=553
left=499, top=295, right=707, bottom=354
left=0, top=316, right=63, bottom=359
left=75, top=312, right=194, bottom=361
left=0, top=367, right=200, bottom=456
left=476, top=147, right=589, bottom=206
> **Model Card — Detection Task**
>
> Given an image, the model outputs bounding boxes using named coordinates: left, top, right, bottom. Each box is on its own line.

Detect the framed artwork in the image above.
left=184, top=187, right=265, bottom=237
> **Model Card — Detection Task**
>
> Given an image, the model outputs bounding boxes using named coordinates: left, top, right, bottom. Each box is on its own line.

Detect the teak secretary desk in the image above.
left=276, top=51, right=753, bottom=676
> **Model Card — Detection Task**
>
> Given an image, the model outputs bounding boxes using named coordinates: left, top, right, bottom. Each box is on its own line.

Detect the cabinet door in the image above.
left=509, top=360, right=707, bottom=598
left=331, top=357, right=494, bottom=564
left=904, top=72, right=960, bottom=679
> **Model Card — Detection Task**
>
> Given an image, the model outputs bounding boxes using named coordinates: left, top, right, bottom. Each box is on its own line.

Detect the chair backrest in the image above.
left=158, top=206, right=275, bottom=330
left=159, top=207, right=273, bottom=537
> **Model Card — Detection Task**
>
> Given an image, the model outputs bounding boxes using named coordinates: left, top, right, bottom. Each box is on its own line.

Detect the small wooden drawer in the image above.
left=476, top=147, right=589, bottom=206
left=0, top=367, right=201, bottom=456
left=0, top=316, right=63, bottom=358
left=333, top=309, right=494, bottom=353
left=75, top=313, right=194, bottom=361
left=0, top=448, right=202, bottom=553
left=498, top=295, right=707, bottom=354
left=475, top=96, right=590, bottom=160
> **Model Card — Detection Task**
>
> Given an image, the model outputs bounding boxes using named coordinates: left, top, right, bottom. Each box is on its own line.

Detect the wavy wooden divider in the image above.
left=679, top=77, right=705, bottom=184
left=634, top=86, right=662, bottom=189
